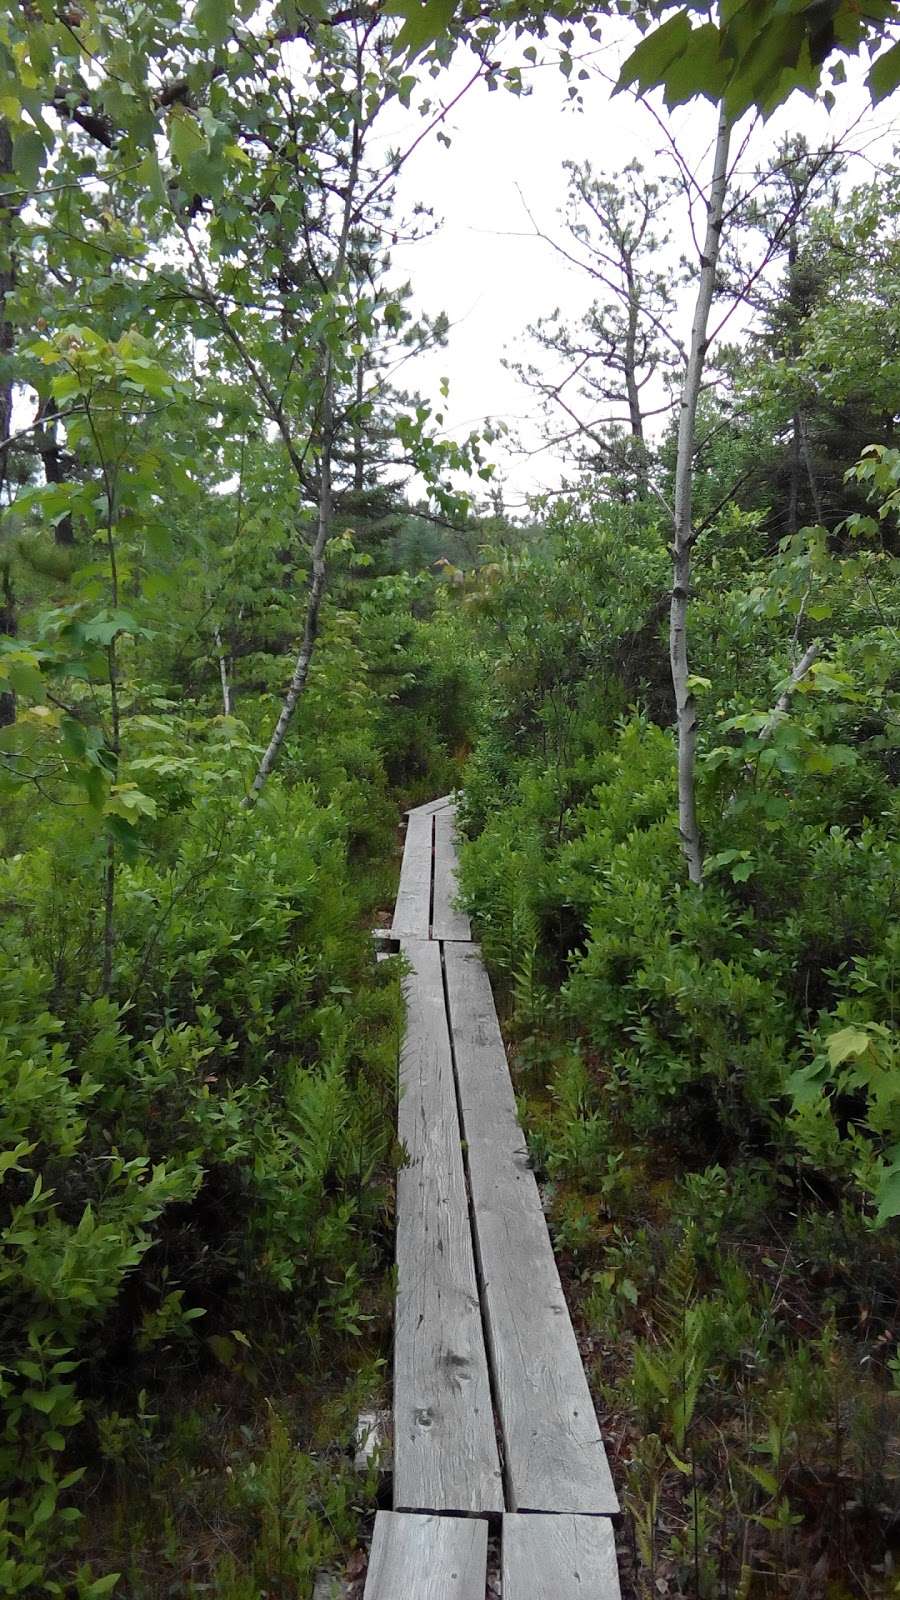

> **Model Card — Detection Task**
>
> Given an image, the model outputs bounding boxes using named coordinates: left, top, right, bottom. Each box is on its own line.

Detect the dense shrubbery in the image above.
left=457, top=460, right=900, bottom=1591
left=0, top=554, right=468, bottom=1594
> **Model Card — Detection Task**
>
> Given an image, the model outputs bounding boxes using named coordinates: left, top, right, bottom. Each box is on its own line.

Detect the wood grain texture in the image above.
left=364, top=1513, right=488, bottom=1600
left=394, top=939, right=503, bottom=1513
left=431, top=807, right=471, bottom=942
left=502, top=1514, right=621, bottom=1599
left=405, top=794, right=454, bottom=817
left=444, top=942, right=619, bottom=1515
left=391, top=810, right=432, bottom=939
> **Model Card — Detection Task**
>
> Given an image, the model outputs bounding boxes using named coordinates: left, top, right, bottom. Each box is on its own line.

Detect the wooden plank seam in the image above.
left=392, top=937, right=502, bottom=1514
left=376, top=798, right=623, bottom=1599
left=438, top=938, right=507, bottom=1488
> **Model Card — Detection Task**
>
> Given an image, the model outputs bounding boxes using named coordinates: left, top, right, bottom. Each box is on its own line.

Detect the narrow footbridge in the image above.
left=364, top=797, right=622, bottom=1599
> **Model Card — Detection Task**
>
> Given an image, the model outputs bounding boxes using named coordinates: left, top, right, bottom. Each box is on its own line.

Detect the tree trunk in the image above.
left=764, top=641, right=819, bottom=734
left=623, top=260, right=644, bottom=445
left=670, top=104, right=731, bottom=886
left=788, top=410, right=801, bottom=534
left=800, top=413, right=823, bottom=524
left=0, top=119, right=14, bottom=486
left=243, top=359, right=334, bottom=805
left=353, top=353, right=365, bottom=493
left=0, top=558, right=15, bottom=727
left=214, top=626, right=232, bottom=716
left=0, top=119, right=17, bottom=727
left=37, top=394, right=74, bottom=544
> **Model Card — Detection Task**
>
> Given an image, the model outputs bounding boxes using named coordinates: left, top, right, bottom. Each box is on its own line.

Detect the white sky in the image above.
left=381, top=22, right=898, bottom=509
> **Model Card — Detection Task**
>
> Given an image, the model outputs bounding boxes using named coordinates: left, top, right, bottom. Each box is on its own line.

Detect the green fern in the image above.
left=632, top=1230, right=711, bottom=1453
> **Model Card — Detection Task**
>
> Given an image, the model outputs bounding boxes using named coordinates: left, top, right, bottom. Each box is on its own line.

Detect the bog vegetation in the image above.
left=1, top=1, right=899, bottom=1596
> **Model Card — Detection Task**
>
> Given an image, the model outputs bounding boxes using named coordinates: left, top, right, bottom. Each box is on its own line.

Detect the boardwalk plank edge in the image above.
left=391, top=808, right=433, bottom=939
left=444, top=939, right=619, bottom=1515
left=404, top=794, right=455, bottom=817
left=364, top=1512, right=488, bottom=1599
left=502, top=1513, right=622, bottom=1599
left=393, top=938, right=503, bottom=1514
left=432, top=805, right=471, bottom=943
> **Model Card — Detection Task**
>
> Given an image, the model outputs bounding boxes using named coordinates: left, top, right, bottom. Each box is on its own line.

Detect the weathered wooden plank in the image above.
left=431, top=807, right=471, bottom=942
left=364, top=1512, right=488, bottom=1600
left=391, top=810, right=432, bottom=939
left=405, top=793, right=454, bottom=818
left=502, top=1514, right=621, bottom=1599
left=444, top=942, right=619, bottom=1515
left=394, top=938, right=503, bottom=1514
left=354, top=1408, right=391, bottom=1472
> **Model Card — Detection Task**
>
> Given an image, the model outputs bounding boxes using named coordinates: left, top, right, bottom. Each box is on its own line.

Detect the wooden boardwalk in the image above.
left=364, top=797, right=622, bottom=1598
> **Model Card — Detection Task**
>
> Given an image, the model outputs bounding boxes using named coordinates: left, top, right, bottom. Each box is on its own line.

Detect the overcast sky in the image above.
left=380, top=23, right=898, bottom=508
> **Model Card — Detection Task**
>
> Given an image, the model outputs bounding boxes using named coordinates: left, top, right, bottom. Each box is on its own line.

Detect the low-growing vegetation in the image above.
left=457, top=445, right=900, bottom=1595
left=2, top=2, right=898, bottom=1594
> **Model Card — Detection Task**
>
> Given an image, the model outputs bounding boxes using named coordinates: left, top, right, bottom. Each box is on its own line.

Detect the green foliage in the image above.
left=616, top=0, right=900, bottom=116
left=456, top=427, right=900, bottom=1588
left=0, top=745, right=408, bottom=1589
left=460, top=465, right=900, bottom=1214
left=1, top=3, right=899, bottom=1594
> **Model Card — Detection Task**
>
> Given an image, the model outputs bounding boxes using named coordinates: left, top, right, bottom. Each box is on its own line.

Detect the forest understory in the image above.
left=2, top=1, right=899, bottom=1595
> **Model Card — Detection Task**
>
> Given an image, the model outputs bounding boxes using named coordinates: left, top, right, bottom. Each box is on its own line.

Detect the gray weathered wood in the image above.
left=444, top=942, right=619, bottom=1514
left=394, top=938, right=503, bottom=1513
left=364, top=1513, right=488, bottom=1600
left=313, top=1574, right=346, bottom=1600
left=405, top=793, right=454, bottom=817
left=431, top=807, right=471, bottom=942
left=502, top=1514, right=621, bottom=1599
left=354, top=1408, right=391, bottom=1472
left=391, top=810, right=432, bottom=939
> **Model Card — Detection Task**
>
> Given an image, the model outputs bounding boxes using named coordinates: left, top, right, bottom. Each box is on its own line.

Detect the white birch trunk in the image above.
left=214, top=626, right=232, bottom=717
left=243, top=360, right=334, bottom=806
left=727, top=641, right=821, bottom=808
left=240, top=87, right=363, bottom=806
left=670, top=105, right=731, bottom=885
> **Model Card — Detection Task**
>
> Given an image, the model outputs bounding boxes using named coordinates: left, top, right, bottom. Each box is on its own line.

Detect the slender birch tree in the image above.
left=670, top=104, right=731, bottom=884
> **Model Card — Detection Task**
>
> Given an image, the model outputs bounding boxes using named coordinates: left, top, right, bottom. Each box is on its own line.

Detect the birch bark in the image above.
left=670, top=105, right=731, bottom=885
left=243, top=358, right=334, bottom=805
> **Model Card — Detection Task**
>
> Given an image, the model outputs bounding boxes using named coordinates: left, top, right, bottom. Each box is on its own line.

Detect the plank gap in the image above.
left=393, top=939, right=503, bottom=1514
left=438, top=937, right=508, bottom=1508
left=443, top=941, right=619, bottom=1515
left=428, top=810, right=436, bottom=938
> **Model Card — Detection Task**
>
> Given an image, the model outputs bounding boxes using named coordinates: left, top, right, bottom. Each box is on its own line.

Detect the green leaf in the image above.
left=195, top=0, right=234, bottom=48
left=786, top=1059, right=830, bottom=1107
left=136, top=149, right=167, bottom=207
left=387, top=0, right=457, bottom=60
left=168, top=108, right=206, bottom=170
left=740, top=1460, right=779, bottom=1496
left=868, top=39, right=900, bottom=101
left=104, top=784, right=157, bottom=821
left=13, top=127, right=46, bottom=193
left=83, top=1574, right=121, bottom=1598
left=875, top=1167, right=900, bottom=1226
left=826, top=1026, right=873, bottom=1068
left=8, top=660, right=45, bottom=702
left=617, top=14, right=699, bottom=96
left=730, top=858, right=755, bottom=882
left=657, top=22, right=723, bottom=106
left=0, top=1141, right=35, bottom=1177
left=81, top=610, right=142, bottom=645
